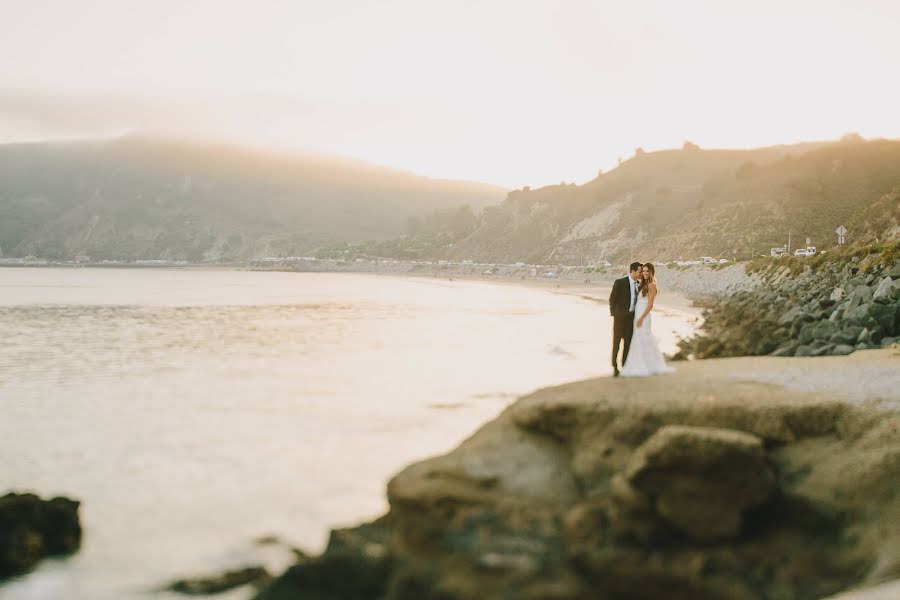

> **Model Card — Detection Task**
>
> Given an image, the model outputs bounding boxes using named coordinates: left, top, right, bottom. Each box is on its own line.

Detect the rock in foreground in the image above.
left=258, top=350, right=900, bottom=600
left=0, top=492, right=82, bottom=578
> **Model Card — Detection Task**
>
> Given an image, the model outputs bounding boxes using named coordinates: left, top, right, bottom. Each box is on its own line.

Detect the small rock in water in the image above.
left=168, top=566, right=270, bottom=595
left=0, top=492, right=82, bottom=578
left=254, top=534, right=281, bottom=546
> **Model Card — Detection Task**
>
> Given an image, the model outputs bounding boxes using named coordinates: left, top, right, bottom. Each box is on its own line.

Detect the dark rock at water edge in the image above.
left=254, top=518, right=391, bottom=600
left=0, top=492, right=82, bottom=578
left=168, top=566, right=271, bottom=595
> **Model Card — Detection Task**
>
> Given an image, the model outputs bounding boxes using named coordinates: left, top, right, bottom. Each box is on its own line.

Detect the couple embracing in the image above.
left=609, top=262, right=675, bottom=378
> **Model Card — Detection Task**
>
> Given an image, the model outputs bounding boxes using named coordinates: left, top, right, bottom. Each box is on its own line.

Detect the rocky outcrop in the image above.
left=256, top=350, right=900, bottom=600
left=0, top=492, right=81, bottom=578
left=677, top=251, right=900, bottom=359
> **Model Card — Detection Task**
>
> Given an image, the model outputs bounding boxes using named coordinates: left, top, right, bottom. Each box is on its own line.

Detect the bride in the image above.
left=620, top=262, right=675, bottom=377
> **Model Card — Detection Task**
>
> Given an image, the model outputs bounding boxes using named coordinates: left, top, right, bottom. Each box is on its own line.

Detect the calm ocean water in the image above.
left=0, top=268, right=696, bottom=599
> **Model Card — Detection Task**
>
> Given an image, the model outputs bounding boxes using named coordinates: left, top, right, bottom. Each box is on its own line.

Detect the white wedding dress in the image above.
left=620, top=292, right=675, bottom=377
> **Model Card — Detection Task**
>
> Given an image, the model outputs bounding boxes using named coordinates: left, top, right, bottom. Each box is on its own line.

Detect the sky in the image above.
left=1, top=0, right=899, bottom=188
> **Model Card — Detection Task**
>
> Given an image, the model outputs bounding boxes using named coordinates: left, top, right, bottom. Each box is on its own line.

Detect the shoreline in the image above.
left=367, top=270, right=703, bottom=322
left=0, top=260, right=754, bottom=303
left=0, top=263, right=703, bottom=319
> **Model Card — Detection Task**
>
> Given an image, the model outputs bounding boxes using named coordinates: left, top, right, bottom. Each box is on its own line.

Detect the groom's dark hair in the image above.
left=629, top=262, right=642, bottom=272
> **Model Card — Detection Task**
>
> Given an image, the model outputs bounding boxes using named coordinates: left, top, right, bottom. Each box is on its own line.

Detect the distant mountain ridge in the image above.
left=452, top=136, right=900, bottom=264
left=0, top=136, right=506, bottom=261
left=3, top=135, right=898, bottom=265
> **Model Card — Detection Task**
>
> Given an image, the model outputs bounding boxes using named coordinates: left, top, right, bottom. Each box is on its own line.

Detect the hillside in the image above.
left=452, top=137, right=900, bottom=264
left=0, top=136, right=506, bottom=261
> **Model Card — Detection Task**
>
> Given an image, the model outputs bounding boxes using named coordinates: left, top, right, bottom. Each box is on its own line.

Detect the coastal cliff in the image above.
left=256, top=349, right=900, bottom=600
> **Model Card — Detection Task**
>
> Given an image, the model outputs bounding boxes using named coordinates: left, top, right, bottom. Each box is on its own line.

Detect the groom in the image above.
left=609, top=262, right=642, bottom=377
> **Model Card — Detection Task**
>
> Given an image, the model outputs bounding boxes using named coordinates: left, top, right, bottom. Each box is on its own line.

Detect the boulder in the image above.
left=0, top=493, right=81, bottom=578
left=845, top=304, right=875, bottom=327
left=811, top=321, right=839, bottom=341
left=831, top=344, right=856, bottom=355
left=798, top=324, right=816, bottom=345
left=830, top=326, right=863, bottom=346
left=622, top=425, right=775, bottom=543
left=830, top=287, right=845, bottom=302
left=778, top=306, right=803, bottom=326
left=794, top=344, right=815, bottom=357
left=811, top=343, right=836, bottom=356
left=771, top=343, right=798, bottom=357
left=888, top=262, right=900, bottom=278
left=870, top=303, right=896, bottom=335
left=857, top=328, right=871, bottom=345
left=829, top=332, right=855, bottom=345
left=846, top=285, right=874, bottom=310
left=873, top=277, right=897, bottom=302
left=845, top=276, right=865, bottom=291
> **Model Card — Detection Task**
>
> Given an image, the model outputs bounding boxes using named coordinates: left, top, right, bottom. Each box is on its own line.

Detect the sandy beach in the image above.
left=369, top=269, right=703, bottom=325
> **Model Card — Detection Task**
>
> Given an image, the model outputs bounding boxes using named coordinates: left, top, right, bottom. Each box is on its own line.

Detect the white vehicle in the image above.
left=718, top=258, right=730, bottom=264
left=794, top=248, right=809, bottom=257
left=770, top=247, right=787, bottom=257
left=701, top=256, right=717, bottom=265
left=806, top=246, right=817, bottom=256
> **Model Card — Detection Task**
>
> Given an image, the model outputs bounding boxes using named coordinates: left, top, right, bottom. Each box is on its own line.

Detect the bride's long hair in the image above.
left=639, top=262, right=657, bottom=297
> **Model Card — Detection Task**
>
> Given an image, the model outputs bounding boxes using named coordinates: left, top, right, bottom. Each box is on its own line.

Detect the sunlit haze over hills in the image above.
left=1, top=0, right=899, bottom=188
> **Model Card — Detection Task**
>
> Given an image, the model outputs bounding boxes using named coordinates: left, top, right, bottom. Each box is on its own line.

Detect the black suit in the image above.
left=609, top=276, right=637, bottom=370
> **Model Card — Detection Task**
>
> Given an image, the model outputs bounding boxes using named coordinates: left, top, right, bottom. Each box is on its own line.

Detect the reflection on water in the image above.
left=0, top=268, right=696, bottom=599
